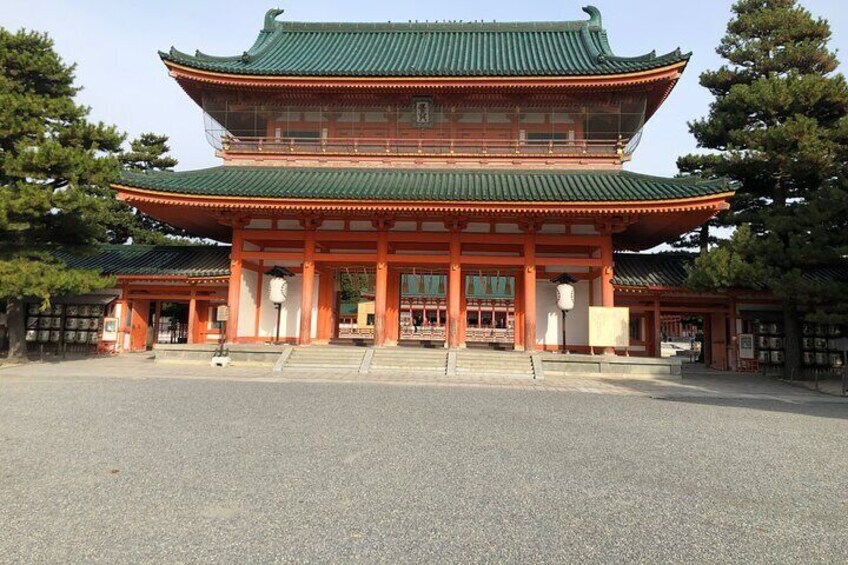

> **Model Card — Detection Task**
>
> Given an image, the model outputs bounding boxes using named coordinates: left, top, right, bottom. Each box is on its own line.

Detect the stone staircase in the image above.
left=156, top=343, right=681, bottom=381
left=370, top=347, right=448, bottom=375
left=283, top=346, right=365, bottom=372
left=455, top=350, right=535, bottom=379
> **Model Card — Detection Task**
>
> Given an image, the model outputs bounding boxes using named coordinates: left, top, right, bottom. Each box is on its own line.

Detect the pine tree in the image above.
left=120, top=132, right=178, bottom=172
left=111, top=132, right=192, bottom=244
left=0, top=28, right=124, bottom=358
left=670, top=154, right=730, bottom=255
left=684, top=0, right=848, bottom=378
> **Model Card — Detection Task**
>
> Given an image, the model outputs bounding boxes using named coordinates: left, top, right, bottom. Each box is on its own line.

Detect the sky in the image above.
left=2, top=0, right=847, bottom=177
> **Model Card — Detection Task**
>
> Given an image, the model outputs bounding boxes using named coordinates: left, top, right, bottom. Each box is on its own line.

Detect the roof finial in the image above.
left=263, top=8, right=284, bottom=32
left=582, top=5, right=602, bottom=28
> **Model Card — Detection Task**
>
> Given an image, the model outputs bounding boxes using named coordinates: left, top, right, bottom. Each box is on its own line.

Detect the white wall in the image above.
left=252, top=273, right=319, bottom=340
left=238, top=269, right=259, bottom=336
left=535, top=280, right=590, bottom=347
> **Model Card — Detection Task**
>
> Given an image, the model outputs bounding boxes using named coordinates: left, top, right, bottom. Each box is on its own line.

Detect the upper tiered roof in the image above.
left=161, top=6, right=688, bottom=78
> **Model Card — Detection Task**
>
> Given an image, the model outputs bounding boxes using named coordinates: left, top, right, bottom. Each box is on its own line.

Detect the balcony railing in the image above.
left=220, top=135, right=629, bottom=159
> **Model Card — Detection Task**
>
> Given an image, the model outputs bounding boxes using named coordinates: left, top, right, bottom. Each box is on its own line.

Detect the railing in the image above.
left=156, top=320, right=188, bottom=344
left=338, top=326, right=374, bottom=340
left=400, top=326, right=447, bottom=341
left=466, top=327, right=514, bottom=344
left=221, top=135, right=628, bottom=159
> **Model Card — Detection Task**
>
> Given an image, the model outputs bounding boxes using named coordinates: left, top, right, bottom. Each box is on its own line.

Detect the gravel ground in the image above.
left=1, top=371, right=847, bottom=564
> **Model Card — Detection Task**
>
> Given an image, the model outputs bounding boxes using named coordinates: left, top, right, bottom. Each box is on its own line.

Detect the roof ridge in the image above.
left=158, top=5, right=691, bottom=77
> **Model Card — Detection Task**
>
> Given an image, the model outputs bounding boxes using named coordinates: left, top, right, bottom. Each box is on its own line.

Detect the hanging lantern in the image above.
left=265, top=266, right=294, bottom=305
left=466, top=275, right=474, bottom=297
left=265, top=266, right=294, bottom=344
left=484, top=276, right=494, bottom=296
left=504, top=277, right=513, bottom=297
left=556, top=283, right=575, bottom=312
left=402, top=275, right=410, bottom=295
left=437, top=274, right=445, bottom=295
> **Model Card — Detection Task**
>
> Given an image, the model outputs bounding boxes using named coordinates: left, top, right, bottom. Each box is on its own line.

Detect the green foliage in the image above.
left=0, top=27, right=123, bottom=300
left=687, top=225, right=766, bottom=290
left=338, top=273, right=372, bottom=302
left=0, top=27, right=196, bottom=355
left=111, top=132, right=193, bottom=244
left=0, top=252, right=114, bottom=308
left=684, top=0, right=848, bottom=304
left=120, top=133, right=178, bottom=172
left=683, top=1, right=848, bottom=374
left=671, top=154, right=731, bottom=253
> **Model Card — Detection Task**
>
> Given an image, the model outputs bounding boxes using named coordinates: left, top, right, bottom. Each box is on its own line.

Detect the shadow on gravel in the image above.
left=651, top=395, right=848, bottom=421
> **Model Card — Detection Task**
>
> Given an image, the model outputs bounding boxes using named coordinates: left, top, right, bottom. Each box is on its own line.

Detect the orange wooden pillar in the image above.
left=523, top=229, right=537, bottom=352
left=600, top=236, right=615, bottom=307
left=116, top=283, right=130, bottom=351
left=514, top=272, right=525, bottom=350
left=652, top=297, right=662, bottom=358
left=458, top=269, right=467, bottom=347
left=447, top=230, right=462, bottom=348
left=728, top=297, right=738, bottom=371
left=299, top=227, right=316, bottom=345
left=187, top=290, right=198, bottom=344
left=386, top=268, right=400, bottom=346
left=226, top=226, right=244, bottom=343
left=316, top=271, right=335, bottom=344
left=373, top=228, right=389, bottom=346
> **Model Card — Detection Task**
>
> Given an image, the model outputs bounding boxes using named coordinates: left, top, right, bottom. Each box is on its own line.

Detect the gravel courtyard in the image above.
left=1, top=359, right=847, bottom=564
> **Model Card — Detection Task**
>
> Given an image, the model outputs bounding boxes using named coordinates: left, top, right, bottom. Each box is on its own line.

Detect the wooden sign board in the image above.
left=101, top=318, right=118, bottom=342
left=588, top=307, right=630, bottom=349
left=738, top=334, right=755, bottom=360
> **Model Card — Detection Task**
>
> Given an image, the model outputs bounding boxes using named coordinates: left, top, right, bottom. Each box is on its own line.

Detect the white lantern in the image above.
left=269, top=277, right=288, bottom=305
left=264, top=266, right=293, bottom=344
left=556, top=283, right=575, bottom=312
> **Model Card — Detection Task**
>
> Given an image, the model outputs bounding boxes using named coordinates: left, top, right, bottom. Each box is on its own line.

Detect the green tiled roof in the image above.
left=119, top=167, right=732, bottom=203
left=612, top=253, right=694, bottom=288
left=53, top=245, right=231, bottom=278
left=161, top=7, right=689, bottom=78
left=612, top=253, right=848, bottom=289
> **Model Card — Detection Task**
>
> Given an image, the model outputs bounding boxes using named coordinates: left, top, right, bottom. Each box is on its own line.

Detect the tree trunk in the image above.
left=5, top=299, right=26, bottom=360
left=699, top=224, right=710, bottom=256
left=783, top=305, right=801, bottom=381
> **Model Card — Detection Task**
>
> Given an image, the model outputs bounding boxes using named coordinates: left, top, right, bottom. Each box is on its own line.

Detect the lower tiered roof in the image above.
left=120, top=167, right=732, bottom=202
left=113, top=167, right=735, bottom=250
left=53, top=245, right=230, bottom=279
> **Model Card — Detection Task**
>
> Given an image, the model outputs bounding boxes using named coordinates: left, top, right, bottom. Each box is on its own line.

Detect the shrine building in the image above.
left=109, top=6, right=737, bottom=355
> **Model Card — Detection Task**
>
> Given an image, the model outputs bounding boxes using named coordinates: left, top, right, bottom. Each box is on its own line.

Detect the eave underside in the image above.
left=115, top=190, right=729, bottom=251
left=167, top=62, right=685, bottom=121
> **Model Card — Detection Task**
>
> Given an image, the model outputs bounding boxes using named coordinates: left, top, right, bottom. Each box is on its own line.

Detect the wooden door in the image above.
left=129, top=300, right=150, bottom=352
left=710, top=313, right=728, bottom=370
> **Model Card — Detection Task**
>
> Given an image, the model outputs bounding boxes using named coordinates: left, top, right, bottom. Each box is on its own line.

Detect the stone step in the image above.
left=372, top=356, right=446, bottom=365
left=371, top=351, right=447, bottom=371
left=456, top=365, right=533, bottom=373
left=457, top=360, right=531, bottom=368
left=455, top=351, right=534, bottom=377
left=292, top=350, right=365, bottom=360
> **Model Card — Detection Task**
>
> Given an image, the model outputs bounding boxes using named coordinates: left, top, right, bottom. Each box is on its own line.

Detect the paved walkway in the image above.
left=2, top=353, right=844, bottom=405
left=2, top=360, right=847, bottom=563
